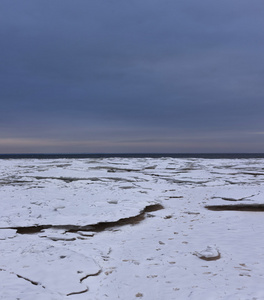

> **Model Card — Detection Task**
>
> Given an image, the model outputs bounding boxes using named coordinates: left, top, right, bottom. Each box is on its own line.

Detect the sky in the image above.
left=1, top=0, right=264, bottom=153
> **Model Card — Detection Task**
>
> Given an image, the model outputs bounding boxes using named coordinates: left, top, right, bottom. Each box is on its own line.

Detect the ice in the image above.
left=0, top=235, right=100, bottom=297
left=1, top=157, right=264, bottom=299
left=0, top=229, right=16, bottom=240
left=194, top=245, right=221, bottom=261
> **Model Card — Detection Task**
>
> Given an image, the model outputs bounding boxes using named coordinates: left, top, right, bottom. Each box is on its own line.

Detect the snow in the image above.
left=1, top=157, right=264, bottom=299
left=0, top=229, right=16, bottom=240
left=194, top=245, right=221, bottom=260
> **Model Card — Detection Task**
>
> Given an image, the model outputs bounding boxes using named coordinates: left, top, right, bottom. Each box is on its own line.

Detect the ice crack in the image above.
left=1, top=203, right=164, bottom=234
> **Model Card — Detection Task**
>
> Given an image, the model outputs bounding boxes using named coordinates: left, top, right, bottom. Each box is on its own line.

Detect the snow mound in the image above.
left=194, top=245, right=221, bottom=261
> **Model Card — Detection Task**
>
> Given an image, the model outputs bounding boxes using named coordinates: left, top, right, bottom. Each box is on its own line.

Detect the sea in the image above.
left=0, top=153, right=264, bottom=159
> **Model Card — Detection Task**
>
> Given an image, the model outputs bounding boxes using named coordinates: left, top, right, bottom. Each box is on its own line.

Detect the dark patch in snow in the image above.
left=144, top=204, right=164, bottom=213
left=0, top=178, right=33, bottom=186
left=3, top=204, right=164, bottom=235
left=16, top=274, right=41, bottom=286
left=119, top=186, right=135, bottom=189
left=90, top=166, right=140, bottom=173
left=241, top=172, right=264, bottom=176
left=144, top=165, right=157, bottom=170
left=221, top=198, right=243, bottom=202
left=212, top=194, right=256, bottom=202
left=87, top=203, right=164, bottom=232
left=80, top=270, right=102, bottom=283
left=34, top=176, right=90, bottom=183
left=1, top=268, right=46, bottom=289
left=66, top=288, right=89, bottom=296
left=48, top=237, right=76, bottom=242
left=16, top=225, right=49, bottom=234
left=205, top=204, right=264, bottom=211
left=33, top=176, right=134, bottom=183
left=196, top=253, right=221, bottom=261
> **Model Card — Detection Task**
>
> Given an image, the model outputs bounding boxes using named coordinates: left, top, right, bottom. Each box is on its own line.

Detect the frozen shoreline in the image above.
left=1, top=157, right=264, bottom=299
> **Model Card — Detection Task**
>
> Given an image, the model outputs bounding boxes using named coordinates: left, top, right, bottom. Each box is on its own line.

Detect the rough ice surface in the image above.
left=1, top=157, right=264, bottom=299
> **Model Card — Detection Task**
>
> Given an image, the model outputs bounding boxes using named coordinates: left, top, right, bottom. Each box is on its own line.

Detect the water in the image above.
left=0, top=153, right=264, bottom=159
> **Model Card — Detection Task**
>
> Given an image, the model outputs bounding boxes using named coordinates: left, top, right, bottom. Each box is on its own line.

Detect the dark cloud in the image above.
left=0, top=0, right=264, bottom=152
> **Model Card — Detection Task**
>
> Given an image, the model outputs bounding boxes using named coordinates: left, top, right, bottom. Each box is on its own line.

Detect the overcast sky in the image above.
left=1, top=0, right=264, bottom=153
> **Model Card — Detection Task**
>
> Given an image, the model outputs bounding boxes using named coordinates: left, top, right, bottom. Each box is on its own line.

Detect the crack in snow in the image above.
left=0, top=204, right=164, bottom=234
left=80, top=270, right=102, bottom=283
left=16, top=274, right=43, bottom=287
left=66, top=288, right=89, bottom=296
left=205, top=203, right=264, bottom=211
left=1, top=268, right=45, bottom=288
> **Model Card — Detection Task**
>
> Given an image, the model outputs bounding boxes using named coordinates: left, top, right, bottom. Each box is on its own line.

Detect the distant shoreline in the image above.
left=1, top=153, right=264, bottom=159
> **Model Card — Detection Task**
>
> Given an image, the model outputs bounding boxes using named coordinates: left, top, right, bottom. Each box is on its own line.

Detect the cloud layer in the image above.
left=1, top=0, right=264, bottom=153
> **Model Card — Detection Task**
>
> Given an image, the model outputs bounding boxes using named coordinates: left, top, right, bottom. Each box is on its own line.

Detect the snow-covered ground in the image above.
left=1, top=157, right=264, bottom=299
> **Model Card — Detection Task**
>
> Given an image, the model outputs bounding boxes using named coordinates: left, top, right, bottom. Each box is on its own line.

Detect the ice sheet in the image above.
left=1, top=157, right=264, bottom=299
